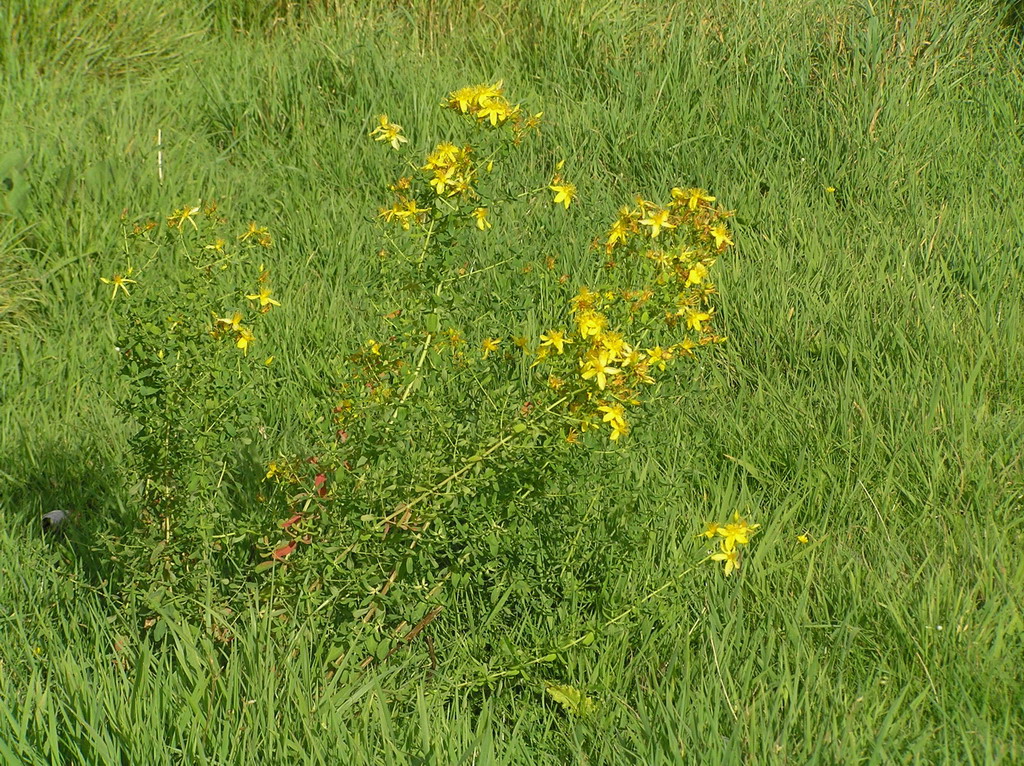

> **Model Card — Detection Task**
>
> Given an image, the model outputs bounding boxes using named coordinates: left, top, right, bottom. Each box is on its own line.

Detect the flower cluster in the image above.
left=423, top=142, right=476, bottom=198
left=379, top=178, right=431, bottom=231
left=527, top=186, right=730, bottom=442
left=210, top=268, right=282, bottom=355
left=700, top=511, right=760, bottom=576
left=443, top=81, right=541, bottom=137
left=374, top=82, right=546, bottom=237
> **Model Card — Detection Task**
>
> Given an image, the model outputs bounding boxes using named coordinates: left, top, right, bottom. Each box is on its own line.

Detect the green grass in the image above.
left=2, top=0, right=1023, bottom=761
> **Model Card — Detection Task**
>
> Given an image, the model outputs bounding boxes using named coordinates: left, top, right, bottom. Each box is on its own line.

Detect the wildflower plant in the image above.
left=700, top=511, right=761, bottom=577
left=96, top=81, right=737, bottom=663
left=254, top=82, right=736, bottom=666
left=102, top=203, right=279, bottom=594
left=525, top=187, right=731, bottom=443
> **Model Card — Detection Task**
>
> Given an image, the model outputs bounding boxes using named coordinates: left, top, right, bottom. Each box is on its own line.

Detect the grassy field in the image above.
left=2, top=0, right=1023, bottom=762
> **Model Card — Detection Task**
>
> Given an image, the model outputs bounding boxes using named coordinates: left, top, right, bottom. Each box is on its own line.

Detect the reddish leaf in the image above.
left=280, top=514, right=302, bottom=529
left=272, top=541, right=297, bottom=560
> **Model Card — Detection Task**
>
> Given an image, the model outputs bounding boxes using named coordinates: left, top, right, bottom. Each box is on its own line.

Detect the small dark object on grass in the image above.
left=42, top=510, right=68, bottom=533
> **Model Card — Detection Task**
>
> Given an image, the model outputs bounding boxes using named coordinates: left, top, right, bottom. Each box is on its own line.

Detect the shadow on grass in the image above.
left=0, top=439, right=131, bottom=585
left=1, top=437, right=277, bottom=601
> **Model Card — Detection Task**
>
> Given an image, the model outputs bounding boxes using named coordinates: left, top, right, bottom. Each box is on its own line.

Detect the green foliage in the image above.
left=1, top=0, right=1023, bottom=763
left=104, top=206, right=279, bottom=595
left=251, top=84, right=730, bottom=667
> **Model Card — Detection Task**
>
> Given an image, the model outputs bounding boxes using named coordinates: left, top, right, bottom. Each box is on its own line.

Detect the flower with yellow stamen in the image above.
left=471, top=207, right=492, bottom=231
left=246, top=287, right=281, bottom=310
left=481, top=337, right=501, bottom=358
left=711, top=543, right=740, bottom=576
left=576, top=310, right=607, bottom=339
left=710, top=223, right=733, bottom=249
left=640, top=208, right=675, bottom=238
left=549, top=180, right=576, bottom=210
left=369, top=114, right=408, bottom=150
left=100, top=271, right=136, bottom=299
left=580, top=349, right=620, bottom=391
left=539, top=330, right=571, bottom=354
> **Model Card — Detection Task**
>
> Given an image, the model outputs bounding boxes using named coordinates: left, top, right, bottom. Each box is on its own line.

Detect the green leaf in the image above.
left=545, top=684, right=598, bottom=717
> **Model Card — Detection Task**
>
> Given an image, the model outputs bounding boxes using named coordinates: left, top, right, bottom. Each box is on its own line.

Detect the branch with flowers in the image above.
left=257, top=81, right=743, bottom=665
left=101, top=202, right=281, bottom=593
left=96, top=81, right=747, bottom=657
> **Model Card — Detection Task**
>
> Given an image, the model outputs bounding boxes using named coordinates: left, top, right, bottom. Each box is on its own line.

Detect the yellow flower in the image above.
left=797, top=532, right=809, bottom=544
left=570, top=287, right=600, bottom=313
left=710, top=543, right=740, bottom=576
left=100, top=271, right=136, bottom=299
left=246, top=286, right=281, bottom=310
left=205, top=238, right=226, bottom=252
left=266, top=462, right=279, bottom=479
left=365, top=338, right=381, bottom=355
left=673, top=337, right=698, bottom=356
left=672, top=187, right=716, bottom=211
left=423, top=142, right=460, bottom=170
left=167, top=204, right=200, bottom=230
left=447, top=86, right=479, bottom=114
left=214, top=311, right=244, bottom=333
left=481, top=337, right=501, bottom=358
left=236, top=326, right=255, bottom=355
left=717, top=512, right=760, bottom=551
left=369, top=114, right=408, bottom=150
left=606, top=208, right=635, bottom=248
left=477, top=98, right=518, bottom=127
left=606, top=218, right=630, bottom=248
left=685, top=309, right=712, bottom=333
left=710, top=223, right=733, bottom=249
left=539, top=330, right=571, bottom=354
left=444, top=82, right=518, bottom=126
left=698, top=521, right=720, bottom=539
left=631, top=360, right=655, bottom=384
left=576, top=310, right=607, bottom=338
left=239, top=222, right=272, bottom=247
left=530, top=345, right=551, bottom=367
left=595, top=330, right=627, bottom=359
left=429, top=166, right=456, bottom=195
left=549, top=181, right=576, bottom=210
left=597, top=403, right=629, bottom=441
left=580, top=350, right=620, bottom=390
left=646, top=345, right=673, bottom=371
left=472, top=207, right=492, bottom=231
left=640, top=208, right=675, bottom=238
left=686, top=262, right=709, bottom=286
